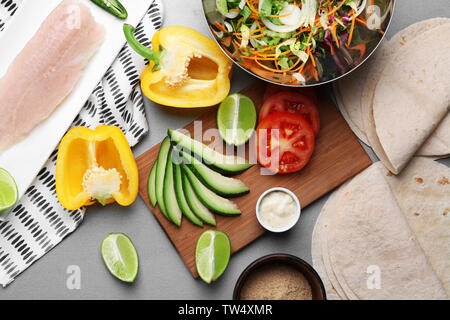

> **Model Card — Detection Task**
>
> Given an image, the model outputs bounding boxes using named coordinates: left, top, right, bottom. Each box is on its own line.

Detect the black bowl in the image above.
left=233, top=253, right=326, bottom=300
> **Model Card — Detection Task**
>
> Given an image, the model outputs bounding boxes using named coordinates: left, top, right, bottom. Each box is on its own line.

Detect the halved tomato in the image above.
left=259, top=91, right=320, bottom=136
left=256, top=112, right=315, bottom=174
left=263, top=84, right=318, bottom=104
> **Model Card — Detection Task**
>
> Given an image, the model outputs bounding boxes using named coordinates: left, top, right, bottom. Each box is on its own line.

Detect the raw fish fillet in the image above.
left=0, top=0, right=104, bottom=152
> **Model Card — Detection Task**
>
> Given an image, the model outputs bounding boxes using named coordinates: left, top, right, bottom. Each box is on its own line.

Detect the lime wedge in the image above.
left=195, top=230, right=231, bottom=284
left=216, top=0, right=229, bottom=15
left=0, top=168, right=18, bottom=215
left=101, top=233, right=139, bottom=283
left=217, top=93, right=257, bottom=146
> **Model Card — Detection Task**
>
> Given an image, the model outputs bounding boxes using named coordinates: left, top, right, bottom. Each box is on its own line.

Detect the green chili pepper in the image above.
left=91, top=0, right=128, bottom=20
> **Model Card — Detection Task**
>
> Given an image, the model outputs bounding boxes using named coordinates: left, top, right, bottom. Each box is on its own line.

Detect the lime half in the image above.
left=195, top=230, right=231, bottom=284
left=0, top=169, right=18, bottom=214
left=101, top=233, right=139, bottom=283
left=217, top=93, right=257, bottom=146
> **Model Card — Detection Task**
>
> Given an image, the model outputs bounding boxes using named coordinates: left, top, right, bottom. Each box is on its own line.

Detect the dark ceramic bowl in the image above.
left=233, top=253, right=326, bottom=300
left=201, top=0, right=395, bottom=87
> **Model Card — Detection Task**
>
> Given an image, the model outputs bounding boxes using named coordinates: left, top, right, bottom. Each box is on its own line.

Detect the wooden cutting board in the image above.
left=136, top=80, right=372, bottom=278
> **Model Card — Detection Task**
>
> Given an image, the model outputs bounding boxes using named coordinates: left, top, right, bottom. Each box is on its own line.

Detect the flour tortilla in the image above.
left=381, top=157, right=450, bottom=295
left=418, top=113, right=450, bottom=156
left=334, top=19, right=445, bottom=149
left=360, top=41, right=393, bottom=168
left=333, top=72, right=370, bottom=146
left=320, top=179, right=359, bottom=300
left=359, top=20, right=440, bottom=168
left=326, top=164, right=447, bottom=299
left=312, top=182, right=351, bottom=300
left=311, top=189, right=343, bottom=300
left=367, top=20, right=450, bottom=173
left=334, top=18, right=450, bottom=159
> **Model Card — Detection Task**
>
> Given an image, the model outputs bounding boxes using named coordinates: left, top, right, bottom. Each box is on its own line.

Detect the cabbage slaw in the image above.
left=212, top=0, right=391, bottom=85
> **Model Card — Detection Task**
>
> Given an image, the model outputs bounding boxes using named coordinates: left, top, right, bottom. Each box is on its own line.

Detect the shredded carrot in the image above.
left=331, top=20, right=340, bottom=48
left=306, top=30, right=314, bottom=44
left=245, top=0, right=259, bottom=15
left=309, top=50, right=316, bottom=67
left=232, top=40, right=240, bottom=51
left=250, top=49, right=292, bottom=58
left=233, top=27, right=267, bottom=37
left=249, top=33, right=265, bottom=39
left=269, top=13, right=291, bottom=18
left=304, top=63, right=319, bottom=82
left=293, top=27, right=311, bottom=38
left=355, top=16, right=367, bottom=26
left=355, top=16, right=385, bottom=35
left=328, top=0, right=346, bottom=16
left=253, top=45, right=279, bottom=53
left=237, top=17, right=244, bottom=28
left=346, top=43, right=367, bottom=59
left=347, top=9, right=356, bottom=46
left=287, top=56, right=303, bottom=71
left=241, top=55, right=282, bottom=61
left=213, top=22, right=228, bottom=33
left=254, top=57, right=288, bottom=73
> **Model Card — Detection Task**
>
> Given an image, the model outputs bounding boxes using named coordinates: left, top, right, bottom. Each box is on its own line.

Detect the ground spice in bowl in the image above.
left=234, top=254, right=326, bottom=300
left=239, top=263, right=313, bottom=300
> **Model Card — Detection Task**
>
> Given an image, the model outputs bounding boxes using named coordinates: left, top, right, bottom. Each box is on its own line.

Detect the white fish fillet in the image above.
left=0, top=0, right=104, bottom=152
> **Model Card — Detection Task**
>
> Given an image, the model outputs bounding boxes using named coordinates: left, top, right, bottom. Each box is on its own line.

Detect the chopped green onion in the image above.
left=240, top=5, right=252, bottom=24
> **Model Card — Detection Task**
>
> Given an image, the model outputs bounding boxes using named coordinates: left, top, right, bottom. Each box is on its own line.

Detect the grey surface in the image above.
left=1, top=0, right=449, bottom=300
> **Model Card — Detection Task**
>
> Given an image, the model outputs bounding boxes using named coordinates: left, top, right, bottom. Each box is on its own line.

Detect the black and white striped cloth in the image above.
left=0, top=0, right=164, bottom=287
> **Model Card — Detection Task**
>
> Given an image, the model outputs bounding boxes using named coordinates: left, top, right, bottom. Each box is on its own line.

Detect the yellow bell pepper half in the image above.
left=124, top=25, right=233, bottom=108
left=56, top=125, right=139, bottom=211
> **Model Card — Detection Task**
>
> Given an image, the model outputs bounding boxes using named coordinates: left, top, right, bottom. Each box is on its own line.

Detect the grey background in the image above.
left=1, top=0, right=449, bottom=300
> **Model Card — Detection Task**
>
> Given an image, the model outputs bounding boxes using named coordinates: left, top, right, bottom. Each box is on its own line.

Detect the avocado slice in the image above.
left=181, top=164, right=241, bottom=216
left=156, top=137, right=171, bottom=218
left=148, top=159, right=158, bottom=207
left=182, top=171, right=216, bottom=226
left=173, top=161, right=204, bottom=227
left=168, top=129, right=253, bottom=175
left=180, top=151, right=249, bottom=197
left=163, top=148, right=183, bottom=227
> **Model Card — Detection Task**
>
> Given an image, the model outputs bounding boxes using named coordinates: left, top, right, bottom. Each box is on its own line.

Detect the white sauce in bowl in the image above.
left=256, top=188, right=301, bottom=232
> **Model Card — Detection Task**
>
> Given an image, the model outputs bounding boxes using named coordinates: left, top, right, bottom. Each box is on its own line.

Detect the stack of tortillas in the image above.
left=312, top=158, right=449, bottom=300
left=334, top=18, right=450, bottom=174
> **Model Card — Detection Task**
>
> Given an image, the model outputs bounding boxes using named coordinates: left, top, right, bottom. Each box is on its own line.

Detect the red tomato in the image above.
left=259, top=91, right=320, bottom=136
left=256, top=112, right=316, bottom=174
left=263, top=84, right=318, bottom=104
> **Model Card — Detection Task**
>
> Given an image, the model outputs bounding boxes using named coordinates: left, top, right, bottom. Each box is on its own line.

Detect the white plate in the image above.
left=0, top=0, right=153, bottom=200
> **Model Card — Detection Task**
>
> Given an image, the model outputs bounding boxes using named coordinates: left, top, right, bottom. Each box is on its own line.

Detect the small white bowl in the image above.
left=255, top=187, right=301, bottom=233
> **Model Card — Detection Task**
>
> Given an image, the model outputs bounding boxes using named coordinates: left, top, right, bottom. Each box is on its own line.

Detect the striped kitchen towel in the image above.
left=0, top=0, right=164, bottom=287
left=0, top=0, right=22, bottom=32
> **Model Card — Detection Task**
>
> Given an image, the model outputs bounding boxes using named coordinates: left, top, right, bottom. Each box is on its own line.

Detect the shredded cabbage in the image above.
left=275, top=38, right=309, bottom=64
left=292, top=73, right=306, bottom=84
left=319, top=11, right=330, bottom=30
left=261, top=0, right=318, bottom=32
left=240, top=24, right=250, bottom=48
left=275, top=38, right=296, bottom=58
